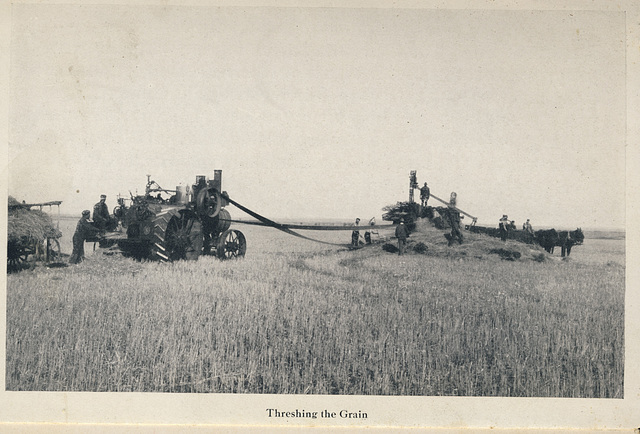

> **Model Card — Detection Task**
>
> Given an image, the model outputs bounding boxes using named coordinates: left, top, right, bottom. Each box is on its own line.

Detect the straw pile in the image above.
left=7, top=196, right=61, bottom=242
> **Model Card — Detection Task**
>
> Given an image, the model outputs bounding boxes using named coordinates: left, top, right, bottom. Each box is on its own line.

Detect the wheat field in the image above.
left=5, top=222, right=624, bottom=397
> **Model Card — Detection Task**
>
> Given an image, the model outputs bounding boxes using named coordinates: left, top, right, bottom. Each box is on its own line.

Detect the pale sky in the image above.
left=8, top=4, right=626, bottom=229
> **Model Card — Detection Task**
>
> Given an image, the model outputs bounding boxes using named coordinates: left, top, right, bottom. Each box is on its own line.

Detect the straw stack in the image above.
left=7, top=196, right=61, bottom=242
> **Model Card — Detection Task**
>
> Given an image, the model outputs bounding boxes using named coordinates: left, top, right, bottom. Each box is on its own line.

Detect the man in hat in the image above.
left=446, top=207, right=464, bottom=246
left=420, top=182, right=430, bottom=208
left=523, top=219, right=534, bottom=235
left=499, top=215, right=510, bottom=242
left=69, top=210, right=102, bottom=264
left=93, top=194, right=112, bottom=231
left=351, top=218, right=361, bottom=248
left=395, top=218, right=409, bottom=255
left=364, top=217, right=377, bottom=245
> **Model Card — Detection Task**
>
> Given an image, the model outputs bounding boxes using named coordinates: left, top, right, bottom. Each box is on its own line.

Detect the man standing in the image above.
left=446, top=207, right=464, bottom=246
left=93, top=194, right=111, bottom=231
left=420, top=182, right=430, bottom=207
left=523, top=219, right=534, bottom=234
left=523, top=218, right=535, bottom=243
left=69, top=210, right=101, bottom=264
left=364, top=217, right=377, bottom=244
left=499, top=215, right=510, bottom=242
left=351, top=218, right=361, bottom=248
left=395, top=218, right=409, bottom=255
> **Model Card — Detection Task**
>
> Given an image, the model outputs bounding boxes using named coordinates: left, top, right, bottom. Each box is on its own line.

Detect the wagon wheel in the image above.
left=45, top=238, right=61, bottom=262
left=151, top=210, right=202, bottom=262
left=196, top=188, right=221, bottom=218
left=7, top=239, right=29, bottom=272
left=216, top=229, right=246, bottom=260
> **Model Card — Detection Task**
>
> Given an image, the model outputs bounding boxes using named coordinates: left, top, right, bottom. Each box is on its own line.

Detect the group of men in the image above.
left=499, top=215, right=534, bottom=242
left=69, top=194, right=113, bottom=264
left=350, top=183, right=464, bottom=255
left=351, top=217, right=378, bottom=248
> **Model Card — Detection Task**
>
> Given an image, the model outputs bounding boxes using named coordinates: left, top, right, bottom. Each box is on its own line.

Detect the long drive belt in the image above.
left=222, top=194, right=393, bottom=247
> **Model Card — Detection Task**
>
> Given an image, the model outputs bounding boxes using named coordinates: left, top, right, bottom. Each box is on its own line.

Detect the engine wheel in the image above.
left=151, top=210, right=202, bottom=262
left=196, top=188, right=221, bottom=218
left=216, top=229, right=246, bottom=260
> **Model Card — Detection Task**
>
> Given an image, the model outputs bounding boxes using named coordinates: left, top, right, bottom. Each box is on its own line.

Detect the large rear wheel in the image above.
left=151, top=210, right=202, bottom=262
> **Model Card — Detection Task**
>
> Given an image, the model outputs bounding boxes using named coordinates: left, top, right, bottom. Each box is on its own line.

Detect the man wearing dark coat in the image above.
left=420, top=182, right=430, bottom=207
left=93, top=194, right=111, bottom=231
left=351, top=218, right=361, bottom=248
left=395, top=218, right=409, bottom=255
left=499, top=215, right=510, bottom=242
left=69, top=210, right=101, bottom=264
left=446, top=207, right=464, bottom=246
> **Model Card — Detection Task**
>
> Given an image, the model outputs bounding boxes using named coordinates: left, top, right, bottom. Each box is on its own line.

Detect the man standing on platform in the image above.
left=420, top=182, right=430, bottom=208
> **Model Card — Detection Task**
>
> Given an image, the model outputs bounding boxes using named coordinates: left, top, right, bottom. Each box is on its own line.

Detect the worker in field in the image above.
left=420, top=182, right=430, bottom=208
left=69, top=210, right=102, bottom=264
left=364, top=217, right=377, bottom=244
left=523, top=218, right=535, bottom=243
left=351, top=218, right=361, bottom=248
left=446, top=207, right=464, bottom=246
left=395, top=218, right=409, bottom=255
left=499, top=215, right=509, bottom=242
left=523, top=219, right=534, bottom=234
left=93, top=194, right=112, bottom=231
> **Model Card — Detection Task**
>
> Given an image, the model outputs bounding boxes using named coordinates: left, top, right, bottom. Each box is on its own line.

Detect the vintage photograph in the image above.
left=2, top=0, right=636, bottom=430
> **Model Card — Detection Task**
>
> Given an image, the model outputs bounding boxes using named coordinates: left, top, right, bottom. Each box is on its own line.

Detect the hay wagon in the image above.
left=7, top=198, right=63, bottom=272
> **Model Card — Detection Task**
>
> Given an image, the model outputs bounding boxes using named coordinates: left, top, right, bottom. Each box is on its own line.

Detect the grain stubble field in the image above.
left=5, top=219, right=625, bottom=397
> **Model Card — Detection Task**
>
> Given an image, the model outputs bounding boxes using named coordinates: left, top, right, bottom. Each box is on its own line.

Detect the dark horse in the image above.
left=535, top=229, right=559, bottom=254
left=557, top=228, right=584, bottom=257
left=535, top=228, right=584, bottom=257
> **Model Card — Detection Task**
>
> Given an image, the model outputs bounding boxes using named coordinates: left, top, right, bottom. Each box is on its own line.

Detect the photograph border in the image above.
left=1, top=0, right=638, bottom=431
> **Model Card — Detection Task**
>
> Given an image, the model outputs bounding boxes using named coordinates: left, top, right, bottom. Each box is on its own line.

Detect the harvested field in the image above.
left=5, top=219, right=624, bottom=397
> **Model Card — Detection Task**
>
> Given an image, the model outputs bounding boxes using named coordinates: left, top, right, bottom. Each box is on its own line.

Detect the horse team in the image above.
left=467, top=225, right=584, bottom=257
left=534, top=228, right=585, bottom=257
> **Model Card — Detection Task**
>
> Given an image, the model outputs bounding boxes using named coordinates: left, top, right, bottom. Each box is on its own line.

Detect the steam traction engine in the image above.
left=110, top=170, right=246, bottom=261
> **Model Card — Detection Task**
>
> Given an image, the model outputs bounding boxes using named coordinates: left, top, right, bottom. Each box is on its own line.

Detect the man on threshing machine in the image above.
left=93, top=194, right=113, bottom=231
left=420, top=182, right=430, bottom=208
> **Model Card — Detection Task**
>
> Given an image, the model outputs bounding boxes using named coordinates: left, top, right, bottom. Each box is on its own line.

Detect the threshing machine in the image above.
left=106, top=170, right=245, bottom=261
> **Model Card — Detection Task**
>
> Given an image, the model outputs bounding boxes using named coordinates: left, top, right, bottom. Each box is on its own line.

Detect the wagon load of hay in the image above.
left=8, top=206, right=60, bottom=242
left=7, top=196, right=63, bottom=271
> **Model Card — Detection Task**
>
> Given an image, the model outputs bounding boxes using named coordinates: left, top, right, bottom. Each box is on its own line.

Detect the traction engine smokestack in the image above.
left=213, top=170, right=222, bottom=192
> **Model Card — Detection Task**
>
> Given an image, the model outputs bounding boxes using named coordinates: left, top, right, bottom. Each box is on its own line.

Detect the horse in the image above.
left=534, top=229, right=559, bottom=254
left=556, top=228, right=584, bottom=257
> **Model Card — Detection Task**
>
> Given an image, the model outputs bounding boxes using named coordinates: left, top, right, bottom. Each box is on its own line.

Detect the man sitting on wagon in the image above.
left=93, top=194, right=113, bottom=231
